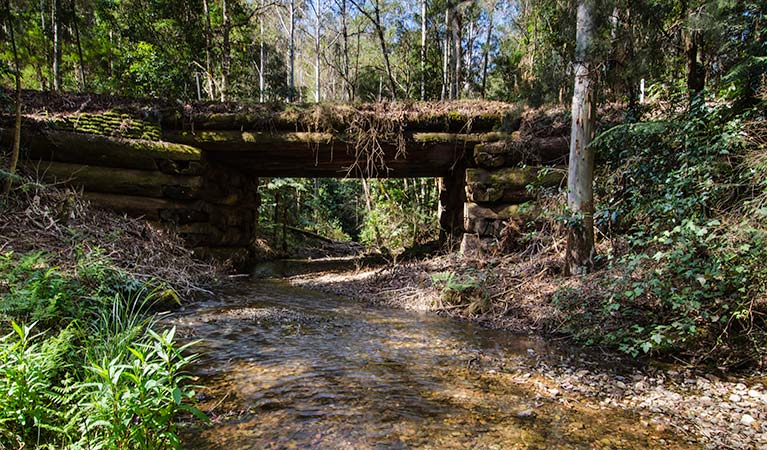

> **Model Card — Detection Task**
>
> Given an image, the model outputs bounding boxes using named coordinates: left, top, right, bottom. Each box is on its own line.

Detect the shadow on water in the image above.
left=164, top=277, right=699, bottom=449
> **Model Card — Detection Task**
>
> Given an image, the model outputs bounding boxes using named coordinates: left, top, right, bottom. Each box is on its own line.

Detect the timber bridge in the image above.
left=1, top=92, right=572, bottom=260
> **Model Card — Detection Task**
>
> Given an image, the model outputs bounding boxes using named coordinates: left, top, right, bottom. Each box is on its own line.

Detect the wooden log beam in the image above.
left=82, top=192, right=206, bottom=223
left=1, top=127, right=203, bottom=172
left=29, top=161, right=205, bottom=200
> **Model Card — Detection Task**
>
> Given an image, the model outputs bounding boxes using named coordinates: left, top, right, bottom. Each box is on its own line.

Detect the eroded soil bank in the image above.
left=163, top=270, right=759, bottom=449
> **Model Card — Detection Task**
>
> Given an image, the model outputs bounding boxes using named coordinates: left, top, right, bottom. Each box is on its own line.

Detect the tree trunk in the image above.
left=288, top=0, right=296, bottom=101
left=340, top=0, right=352, bottom=100
left=361, top=178, right=383, bottom=248
left=420, top=0, right=427, bottom=100
left=480, top=3, right=494, bottom=98
left=685, top=31, right=705, bottom=96
left=373, top=1, right=396, bottom=100
left=314, top=0, right=322, bottom=103
left=40, top=0, right=48, bottom=90
left=680, top=0, right=705, bottom=100
left=349, top=0, right=396, bottom=100
left=3, top=0, right=21, bottom=195
left=71, top=0, right=86, bottom=90
left=450, top=5, right=462, bottom=100
left=259, top=0, right=265, bottom=102
left=441, top=7, right=449, bottom=100
left=203, top=0, right=215, bottom=99
left=565, top=0, right=597, bottom=276
left=52, top=0, right=62, bottom=91
left=221, top=0, right=230, bottom=101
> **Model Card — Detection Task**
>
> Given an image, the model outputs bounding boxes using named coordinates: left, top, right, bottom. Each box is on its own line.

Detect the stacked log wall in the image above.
left=1, top=114, right=259, bottom=263
left=461, top=131, right=569, bottom=256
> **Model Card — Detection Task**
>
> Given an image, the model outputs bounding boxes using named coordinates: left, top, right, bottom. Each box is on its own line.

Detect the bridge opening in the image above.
left=257, top=176, right=453, bottom=257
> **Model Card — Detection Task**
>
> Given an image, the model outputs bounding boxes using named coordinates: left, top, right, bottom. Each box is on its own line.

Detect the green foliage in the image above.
left=555, top=95, right=767, bottom=365
left=78, top=327, right=202, bottom=450
left=430, top=270, right=482, bottom=305
left=358, top=179, right=440, bottom=254
left=0, top=250, right=204, bottom=449
left=0, top=322, right=73, bottom=448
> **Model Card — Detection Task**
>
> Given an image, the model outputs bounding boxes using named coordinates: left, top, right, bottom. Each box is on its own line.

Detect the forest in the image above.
left=1, top=0, right=767, bottom=448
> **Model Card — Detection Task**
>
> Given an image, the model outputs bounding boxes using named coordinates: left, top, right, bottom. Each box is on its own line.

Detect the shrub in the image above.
left=554, top=97, right=767, bottom=366
left=0, top=250, right=205, bottom=449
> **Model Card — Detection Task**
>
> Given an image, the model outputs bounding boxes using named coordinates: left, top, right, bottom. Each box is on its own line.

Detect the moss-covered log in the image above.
left=1, top=128, right=202, bottom=172
left=465, top=167, right=564, bottom=203
left=45, top=111, right=162, bottom=140
left=32, top=161, right=205, bottom=199
left=163, top=130, right=334, bottom=148
left=473, top=136, right=569, bottom=168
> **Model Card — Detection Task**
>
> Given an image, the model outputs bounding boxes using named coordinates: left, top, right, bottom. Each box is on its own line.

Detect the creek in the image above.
left=164, top=270, right=697, bottom=449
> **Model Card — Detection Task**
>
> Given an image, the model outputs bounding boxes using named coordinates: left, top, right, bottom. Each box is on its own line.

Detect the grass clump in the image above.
left=0, top=249, right=204, bottom=449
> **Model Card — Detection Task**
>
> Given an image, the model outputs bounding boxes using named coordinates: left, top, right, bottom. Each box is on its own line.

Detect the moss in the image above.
left=128, top=140, right=202, bottom=160
left=412, top=132, right=510, bottom=144
left=172, top=130, right=333, bottom=145
left=47, top=110, right=162, bottom=141
left=467, top=167, right=564, bottom=193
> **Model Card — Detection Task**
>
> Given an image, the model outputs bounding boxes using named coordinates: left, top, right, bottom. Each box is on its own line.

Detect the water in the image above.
left=165, top=278, right=697, bottom=449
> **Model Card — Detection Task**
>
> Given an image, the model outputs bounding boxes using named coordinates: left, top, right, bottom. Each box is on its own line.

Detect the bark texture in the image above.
left=565, top=0, right=597, bottom=275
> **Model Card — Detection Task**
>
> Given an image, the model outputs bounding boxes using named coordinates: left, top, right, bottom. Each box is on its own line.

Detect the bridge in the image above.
left=1, top=92, right=571, bottom=260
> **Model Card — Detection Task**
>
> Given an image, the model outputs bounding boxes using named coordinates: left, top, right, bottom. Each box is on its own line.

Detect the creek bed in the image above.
left=164, top=278, right=697, bottom=449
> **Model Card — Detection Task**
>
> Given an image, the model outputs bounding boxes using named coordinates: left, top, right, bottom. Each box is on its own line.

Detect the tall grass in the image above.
left=0, top=249, right=204, bottom=449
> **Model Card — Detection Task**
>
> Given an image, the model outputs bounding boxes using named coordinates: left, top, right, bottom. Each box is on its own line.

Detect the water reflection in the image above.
left=165, top=279, right=696, bottom=449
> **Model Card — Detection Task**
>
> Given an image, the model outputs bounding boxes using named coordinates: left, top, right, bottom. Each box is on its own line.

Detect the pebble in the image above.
left=730, top=394, right=742, bottom=403
left=742, top=414, right=756, bottom=426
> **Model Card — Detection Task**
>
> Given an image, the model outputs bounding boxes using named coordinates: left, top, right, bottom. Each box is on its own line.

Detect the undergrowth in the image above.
left=0, top=249, right=205, bottom=449
left=553, top=95, right=767, bottom=368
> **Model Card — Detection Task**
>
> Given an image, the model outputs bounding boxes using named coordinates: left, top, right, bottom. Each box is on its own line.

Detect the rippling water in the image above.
left=164, top=278, right=696, bottom=449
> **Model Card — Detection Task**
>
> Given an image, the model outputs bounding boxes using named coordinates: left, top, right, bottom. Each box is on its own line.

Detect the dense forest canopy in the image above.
left=0, top=0, right=762, bottom=107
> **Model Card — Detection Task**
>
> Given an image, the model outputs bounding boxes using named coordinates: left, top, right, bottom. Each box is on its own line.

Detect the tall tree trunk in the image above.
left=314, top=0, right=322, bottom=103
left=480, top=3, right=494, bottom=98
left=71, top=0, right=86, bottom=90
left=52, top=0, right=62, bottom=91
left=450, top=5, right=462, bottom=100
left=685, top=31, right=705, bottom=96
left=40, top=0, right=49, bottom=90
left=565, top=0, right=597, bottom=276
left=441, top=7, right=449, bottom=100
left=203, top=0, right=215, bottom=99
left=373, top=1, right=396, bottom=100
left=288, top=0, right=296, bottom=101
left=259, top=0, right=265, bottom=101
left=340, top=0, right=352, bottom=100
left=221, top=0, right=230, bottom=101
left=680, top=0, right=704, bottom=100
left=465, top=19, right=473, bottom=95
left=420, top=0, right=427, bottom=100
left=4, top=0, right=22, bottom=195
left=350, top=0, right=396, bottom=100
left=361, top=178, right=383, bottom=249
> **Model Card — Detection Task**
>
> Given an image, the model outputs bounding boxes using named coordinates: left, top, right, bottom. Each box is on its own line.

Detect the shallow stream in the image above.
left=165, top=277, right=697, bottom=449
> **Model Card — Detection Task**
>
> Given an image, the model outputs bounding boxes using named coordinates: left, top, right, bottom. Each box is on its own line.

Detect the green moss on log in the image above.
left=46, top=111, right=162, bottom=140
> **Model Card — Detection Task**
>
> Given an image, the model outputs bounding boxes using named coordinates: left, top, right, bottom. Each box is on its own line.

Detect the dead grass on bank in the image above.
left=0, top=169, right=218, bottom=298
